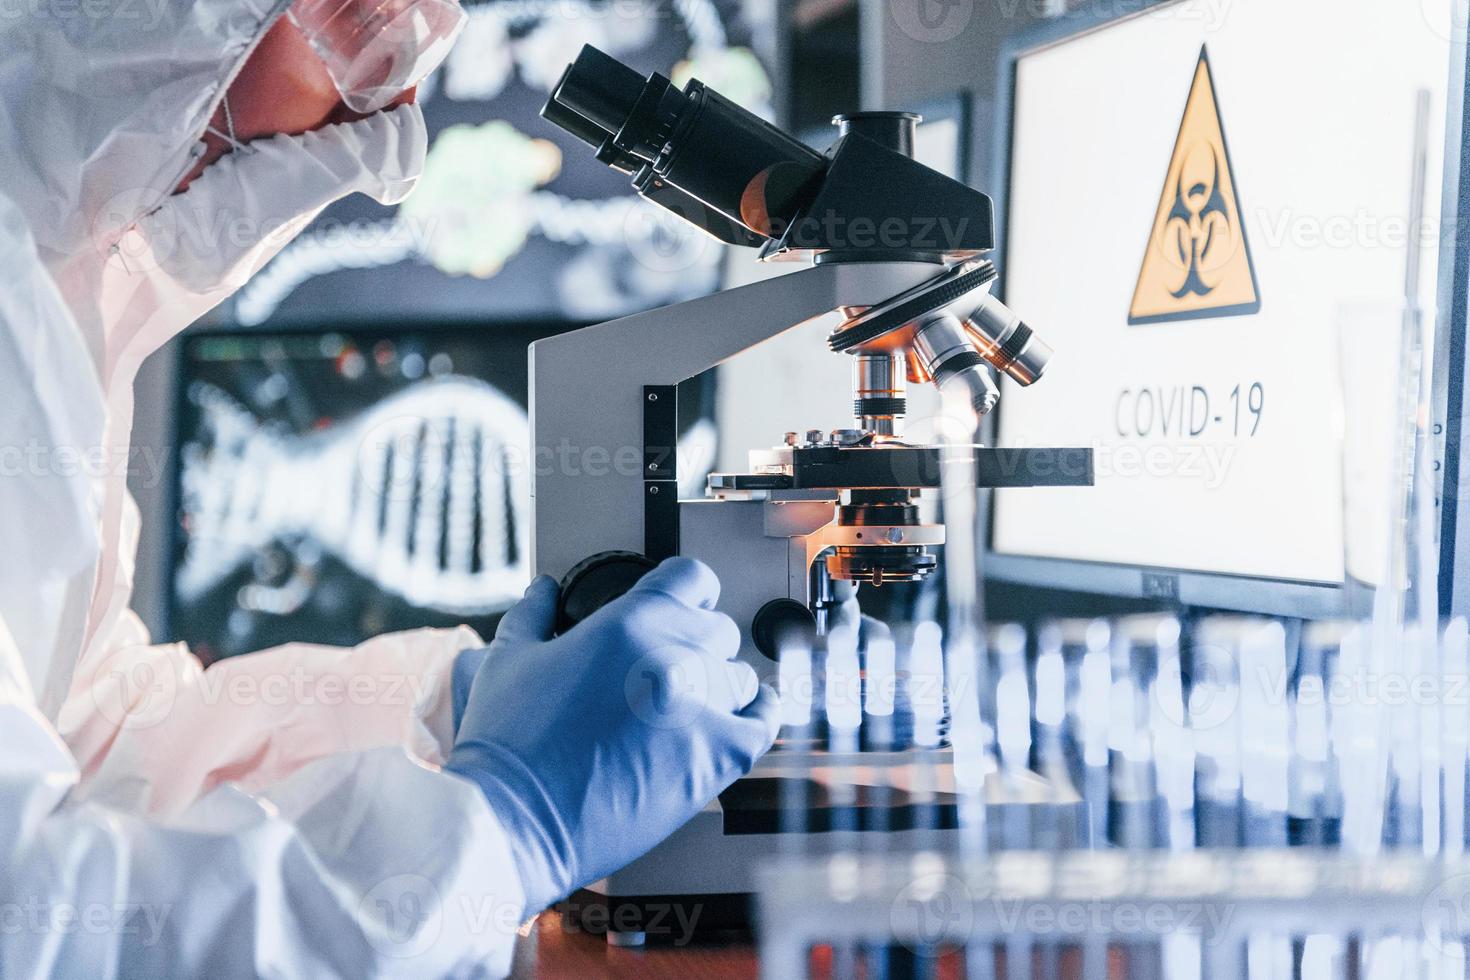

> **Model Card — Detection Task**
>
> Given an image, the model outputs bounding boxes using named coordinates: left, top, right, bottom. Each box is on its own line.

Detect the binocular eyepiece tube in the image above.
left=542, top=44, right=825, bottom=242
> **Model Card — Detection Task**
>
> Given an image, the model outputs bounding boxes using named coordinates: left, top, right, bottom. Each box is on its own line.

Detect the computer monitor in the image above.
left=166, top=322, right=718, bottom=663
left=986, top=0, right=1470, bottom=618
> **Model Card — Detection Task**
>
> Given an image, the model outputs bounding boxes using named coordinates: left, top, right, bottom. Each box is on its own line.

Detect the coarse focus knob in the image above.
left=556, top=551, right=657, bottom=634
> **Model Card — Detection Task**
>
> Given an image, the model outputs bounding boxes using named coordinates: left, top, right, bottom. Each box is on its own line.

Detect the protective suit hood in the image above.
left=2, top=0, right=290, bottom=261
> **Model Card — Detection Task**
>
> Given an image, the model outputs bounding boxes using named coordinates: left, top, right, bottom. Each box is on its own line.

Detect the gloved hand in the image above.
left=445, top=557, right=781, bottom=913
left=450, top=646, right=490, bottom=733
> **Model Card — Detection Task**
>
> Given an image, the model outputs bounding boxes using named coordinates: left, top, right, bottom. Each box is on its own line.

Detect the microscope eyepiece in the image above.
left=549, top=45, right=646, bottom=136
left=541, top=71, right=618, bottom=149
left=541, top=45, right=825, bottom=242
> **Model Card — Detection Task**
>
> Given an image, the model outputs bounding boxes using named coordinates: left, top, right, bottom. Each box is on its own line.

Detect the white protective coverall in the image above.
left=0, top=3, right=529, bottom=976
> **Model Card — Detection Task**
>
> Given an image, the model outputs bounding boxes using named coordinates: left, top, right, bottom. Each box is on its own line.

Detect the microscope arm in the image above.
left=529, top=261, right=940, bottom=581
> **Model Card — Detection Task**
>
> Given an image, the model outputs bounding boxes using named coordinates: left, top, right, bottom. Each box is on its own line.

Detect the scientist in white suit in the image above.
left=0, top=2, right=779, bottom=975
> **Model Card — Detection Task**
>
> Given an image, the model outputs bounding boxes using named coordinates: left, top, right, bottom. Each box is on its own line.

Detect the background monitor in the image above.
left=166, top=322, right=716, bottom=662
left=986, top=0, right=1469, bottom=618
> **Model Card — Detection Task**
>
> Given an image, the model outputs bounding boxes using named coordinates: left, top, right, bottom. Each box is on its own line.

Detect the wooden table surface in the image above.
left=510, top=912, right=757, bottom=979
left=513, top=912, right=985, bottom=979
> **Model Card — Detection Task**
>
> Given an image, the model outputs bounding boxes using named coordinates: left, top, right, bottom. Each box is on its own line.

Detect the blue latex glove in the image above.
left=445, top=557, right=781, bottom=913
left=451, top=646, right=490, bottom=733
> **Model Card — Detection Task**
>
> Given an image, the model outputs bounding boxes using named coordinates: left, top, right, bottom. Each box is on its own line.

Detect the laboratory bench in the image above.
left=510, top=912, right=755, bottom=979
left=512, top=911, right=992, bottom=978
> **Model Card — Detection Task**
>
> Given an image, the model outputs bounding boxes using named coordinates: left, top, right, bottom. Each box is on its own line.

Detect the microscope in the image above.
left=533, top=46, right=1093, bottom=942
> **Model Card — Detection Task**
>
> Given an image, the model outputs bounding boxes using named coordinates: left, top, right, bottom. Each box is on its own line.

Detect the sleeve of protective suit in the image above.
left=2, top=697, right=528, bottom=977
left=58, top=568, right=486, bottom=817
left=3, top=608, right=529, bottom=977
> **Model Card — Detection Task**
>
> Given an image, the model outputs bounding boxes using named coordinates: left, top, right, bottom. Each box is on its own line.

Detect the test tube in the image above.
left=822, top=621, right=862, bottom=843
left=864, top=620, right=898, bottom=755
left=1387, top=625, right=1426, bottom=850
left=990, top=623, right=1032, bottom=854
left=776, top=631, right=814, bottom=842
left=1109, top=614, right=1172, bottom=850
left=945, top=624, right=992, bottom=854
left=907, top=621, right=947, bottom=845
left=992, top=623, right=1032, bottom=784
left=1238, top=620, right=1289, bottom=848
left=1419, top=620, right=1444, bottom=857
left=910, top=621, right=946, bottom=750
left=1147, top=617, right=1195, bottom=852
left=779, top=635, right=815, bottom=731
left=1191, top=619, right=1243, bottom=848
left=1443, top=619, right=1469, bottom=857
left=1077, top=620, right=1112, bottom=850
left=1032, top=622, right=1076, bottom=854
left=936, top=385, right=994, bottom=860
left=1337, top=623, right=1389, bottom=856
left=825, top=621, right=863, bottom=753
left=1293, top=621, right=1350, bottom=847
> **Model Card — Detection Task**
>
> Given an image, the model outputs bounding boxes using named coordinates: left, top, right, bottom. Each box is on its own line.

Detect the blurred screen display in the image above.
left=170, top=325, right=717, bottom=662
left=171, top=326, right=557, bottom=662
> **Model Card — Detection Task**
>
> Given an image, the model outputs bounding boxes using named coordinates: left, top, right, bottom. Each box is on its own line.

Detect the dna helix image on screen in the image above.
left=170, top=333, right=538, bottom=661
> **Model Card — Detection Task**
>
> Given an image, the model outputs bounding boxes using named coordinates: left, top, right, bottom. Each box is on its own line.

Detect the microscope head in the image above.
left=540, top=45, right=993, bottom=261
left=541, top=45, right=1051, bottom=420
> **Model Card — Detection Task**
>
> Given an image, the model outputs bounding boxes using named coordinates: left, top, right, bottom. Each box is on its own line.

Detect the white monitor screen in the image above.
left=993, top=0, right=1458, bottom=587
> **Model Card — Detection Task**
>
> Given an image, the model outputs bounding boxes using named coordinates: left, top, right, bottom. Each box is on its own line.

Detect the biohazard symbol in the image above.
left=1129, top=47, right=1260, bottom=325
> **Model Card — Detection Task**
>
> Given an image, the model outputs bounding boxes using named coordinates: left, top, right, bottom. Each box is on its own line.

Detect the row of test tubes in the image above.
left=774, top=609, right=1470, bottom=854
left=762, top=611, right=1470, bottom=978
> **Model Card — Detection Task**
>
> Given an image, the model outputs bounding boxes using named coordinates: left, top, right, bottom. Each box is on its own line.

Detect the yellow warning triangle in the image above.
left=1129, top=47, right=1260, bottom=325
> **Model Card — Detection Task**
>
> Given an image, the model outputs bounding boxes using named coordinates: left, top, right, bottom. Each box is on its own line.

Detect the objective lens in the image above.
left=852, top=353, right=906, bottom=436
left=912, top=313, right=1000, bottom=417
left=963, top=292, right=1052, bottom=386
